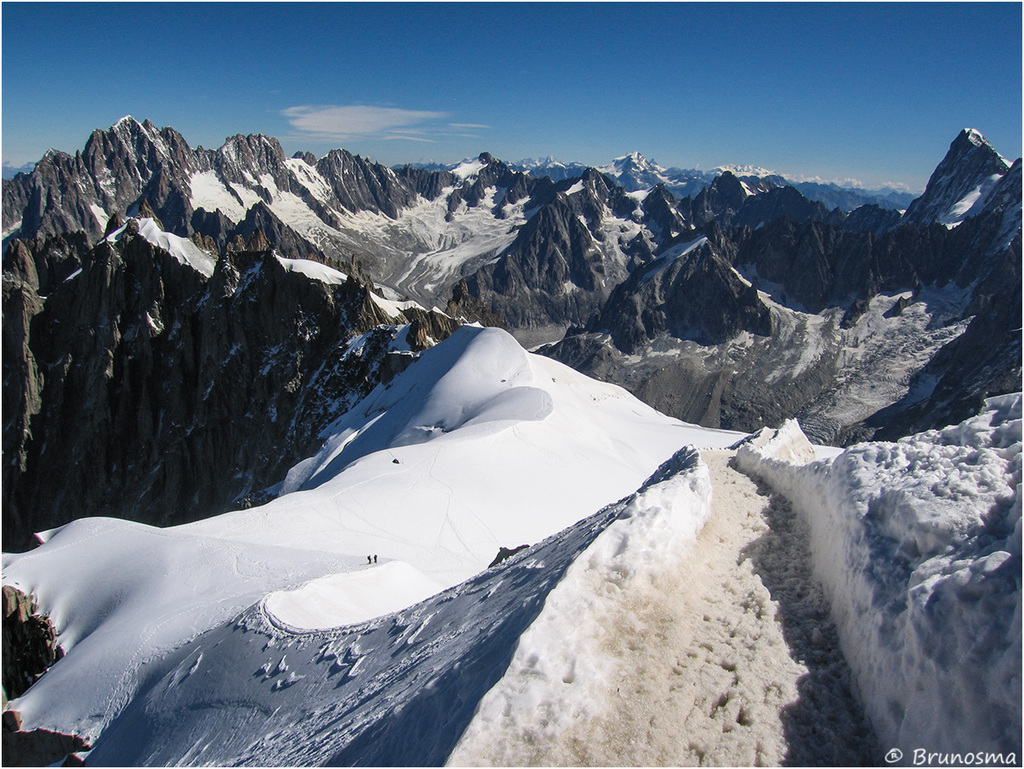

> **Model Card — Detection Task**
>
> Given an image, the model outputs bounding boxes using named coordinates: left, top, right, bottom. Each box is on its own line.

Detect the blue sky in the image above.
left=2, top=2, right=1021, bottom=191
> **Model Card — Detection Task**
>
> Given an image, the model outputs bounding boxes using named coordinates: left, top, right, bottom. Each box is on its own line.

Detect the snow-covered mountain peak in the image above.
left=39, top=147, right=69, bottom=163
left=947, top=127, right=1009, bottom=167
left=901, top=127, right=1015, bottom=228
left=107, top=115, right=166, bottom=148
left=617, top=150, right=649, bottom=165
left=452, top=153, right=495, bottom=180
left=711, top=163, right=777, bottom=178
left=958, top=126, right=1001, bottom=155
left=105, top=217, right=217, bottom=276
left=600, top=151, right=656, bottom=173
left=962, top=127, right=985, bottom=146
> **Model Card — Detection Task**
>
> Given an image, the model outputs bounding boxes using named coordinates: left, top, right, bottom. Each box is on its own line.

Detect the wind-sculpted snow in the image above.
left=2, top=326, right=741, bottom=757
left=1, top=517, right=352, bottom=742
left=38, top=447, right=709, bottom=767
left=280, top=325, right=556, bottom=492
left=736, top=396, right=1022, bottom=760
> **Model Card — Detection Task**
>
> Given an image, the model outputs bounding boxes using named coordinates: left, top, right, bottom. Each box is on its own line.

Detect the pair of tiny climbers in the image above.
left=366, top=554, right=378, bottom=565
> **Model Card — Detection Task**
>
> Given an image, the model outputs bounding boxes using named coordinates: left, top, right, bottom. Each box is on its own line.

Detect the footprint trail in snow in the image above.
left=450, top=449, right=877, bottom=766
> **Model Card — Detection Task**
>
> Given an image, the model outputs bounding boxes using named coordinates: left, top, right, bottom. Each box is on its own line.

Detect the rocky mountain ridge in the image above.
left=505, top=151, right=917, bottom=210
left=2, top=118, right=936, bottom=345
left=2, top=215, right=459, bottom=550
left=542, top=131, right=1021, bottom=443
left=2, top=123, right=1020, bottom=547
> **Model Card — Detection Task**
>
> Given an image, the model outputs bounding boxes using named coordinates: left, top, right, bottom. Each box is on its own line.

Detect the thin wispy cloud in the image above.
left=282, top=105, right=452, bottom=141
left=785, top=172, right=914, bottom=192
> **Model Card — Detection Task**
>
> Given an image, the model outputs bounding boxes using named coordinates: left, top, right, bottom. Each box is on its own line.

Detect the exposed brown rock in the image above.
left=2, top=587, right=61, bottom=701
left=2, top=726, right=90, bottom=767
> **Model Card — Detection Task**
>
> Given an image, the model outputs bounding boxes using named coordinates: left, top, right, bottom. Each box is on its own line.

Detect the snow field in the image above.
left=80, top=448, right=719, bottom=766
left=3, top=326, right=743, bottom=751
left=274, top=254, right=348, bottom=284
left=263, top=561, right=445, bottom=630
left=450, top=449, right=876, bottom=766
left=735, top=396, right=1022, bottom=759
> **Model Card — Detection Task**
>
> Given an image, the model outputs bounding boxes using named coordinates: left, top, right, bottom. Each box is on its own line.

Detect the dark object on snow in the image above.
left=373, top=555, right=377, bottom=564
left=367, top=556, right=372, bottom=565
left=1, top=721, right=90, bottom=767
left=488, top=544, right=529, bottom=568
left=392, top=458, right=400, bottom=464
left=2, top=586, right=62, bottom=701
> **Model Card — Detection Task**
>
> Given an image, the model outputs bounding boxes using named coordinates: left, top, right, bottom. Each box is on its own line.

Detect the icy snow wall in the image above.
left=736, top=397, right=1022, bottom=760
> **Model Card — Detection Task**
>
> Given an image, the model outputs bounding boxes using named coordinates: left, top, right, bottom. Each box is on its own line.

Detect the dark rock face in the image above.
left=2, top=230, right=460, bottom=550
left=231, top=202, right=325, bottom=260
left=468, top=192, right=603, bottom=330
left=315, top=149, right=419, bottom=219
left=858, top=232, right=1023, bottom=442
left=544, top=153, right=1022, bottom=443
left=841, top=204, right=903, bottom=236
left=900, top=128, right=1013, bottom=228
left=3, top=118, right=196, bottom=243
left=2, top=586, right=62, bottom=701
left=464, top=168, right=662, bottom=340
left=2, top=723, right=90, bottom=767
left=589, top=237, right=770, bottom=353
left=790, top=180, right=914, bottom=212
left=444, top=279, right=506, bottom=329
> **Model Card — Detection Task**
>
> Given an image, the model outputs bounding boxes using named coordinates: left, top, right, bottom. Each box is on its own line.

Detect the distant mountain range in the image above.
left=3, top=120, right=1020, bottom=548
left=482, top=150, right=916, bottom=211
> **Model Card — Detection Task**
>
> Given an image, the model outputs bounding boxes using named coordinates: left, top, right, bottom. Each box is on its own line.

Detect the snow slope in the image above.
left=75, top=447, right=712, bottom=766
left=106, top=217, right=217, bottom=277
left=736, top=397, right=1022, bottom=759
left=2, top=326, right=741, bottom=754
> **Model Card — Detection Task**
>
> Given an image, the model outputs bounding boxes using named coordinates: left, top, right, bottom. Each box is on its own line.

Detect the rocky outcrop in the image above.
left=2, top=227, right=461, bottom=550
left=2, top=720, right=90, bottom=767
left=444, top=279, right=506, bottom=329
left=314, top=149, right=419, bottom=219
left=488, top=545, right=529, bottom=568
left=2, top=587, right=61, bottom=701
left=840, top=204, right=903, bottom=236
left=587, top=236, right=770, bottom=353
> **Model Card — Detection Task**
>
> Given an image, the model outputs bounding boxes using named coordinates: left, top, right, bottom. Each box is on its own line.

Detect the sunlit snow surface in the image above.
left=2, top=327, right=740, bottom=757
left=737, top=397, right=1022, bottom=760
left=5, top=327, right=1017, bottom=765
left=105, top=217, right=217, bottom=277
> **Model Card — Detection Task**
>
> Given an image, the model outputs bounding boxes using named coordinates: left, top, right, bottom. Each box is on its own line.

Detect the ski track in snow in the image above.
left=451, top=450, right=877, bottom=766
